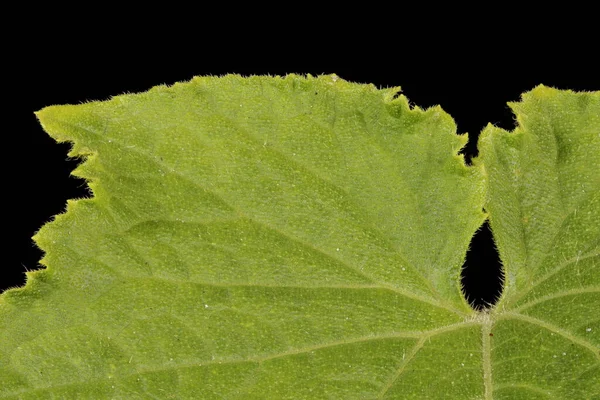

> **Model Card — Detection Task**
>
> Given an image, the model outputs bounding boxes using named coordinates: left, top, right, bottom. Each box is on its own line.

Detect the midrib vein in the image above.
left=482, top=317, right=494, bottom=400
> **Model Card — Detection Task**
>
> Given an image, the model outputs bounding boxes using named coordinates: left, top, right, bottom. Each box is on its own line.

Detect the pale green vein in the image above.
left=6, top=320, right=479, bottom=398
left=531, top=190, right=598, bottom=280
left=494, top=383, right=553, bottom=398
left=376, top=336, right=427, bottom=399
left=128, top=273, right=463, bottom=318
left=112, top=233, right=463, bottom=316
left=481, top=314, right=493, bottom=400
left=370, top=319, right=484, bottom=398
left=571, top=361, right=600, bottom=382
left=135, top=139, right=438, bottom=299
left=255, top=333, right=418, bottom=364
left=56, top=118, right=465, bottom=316
left=74, top=115, right=411, bottom=261
left=512, top=286, right=600, bottom=312
left=511, top=250, right=599, bottom=306
left=143, top=277, right=392, bottom=291
left=119, top=217, right=383, bottom=287
left=500, top=312, right=599, bottom=359
left=225, top=109, right=456, bottom=299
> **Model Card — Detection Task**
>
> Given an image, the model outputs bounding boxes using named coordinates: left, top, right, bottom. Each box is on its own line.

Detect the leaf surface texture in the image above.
left=1, top=75, right=598, bottom=399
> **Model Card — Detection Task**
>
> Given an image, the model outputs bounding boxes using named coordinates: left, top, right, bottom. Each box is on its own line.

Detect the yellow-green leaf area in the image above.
left=478, top=86, right=600, bottom=399
left=1, top=75, right=598, bottom=399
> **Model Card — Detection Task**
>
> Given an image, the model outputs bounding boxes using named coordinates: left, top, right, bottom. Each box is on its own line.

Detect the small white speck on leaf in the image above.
left=586, top=328, right=592, bottom=332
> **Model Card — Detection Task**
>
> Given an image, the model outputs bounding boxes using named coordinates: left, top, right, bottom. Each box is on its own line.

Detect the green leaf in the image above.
left=477, top=86, right=600, bottom=399
left=1, top=75, right=598, bottom=399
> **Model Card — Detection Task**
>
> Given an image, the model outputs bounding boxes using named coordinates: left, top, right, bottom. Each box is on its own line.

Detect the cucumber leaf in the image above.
left=1, top=75, right=597, bottom=399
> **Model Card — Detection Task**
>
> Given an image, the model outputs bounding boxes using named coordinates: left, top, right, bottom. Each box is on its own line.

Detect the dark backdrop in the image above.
left=5, top=48, right=598, bottom=309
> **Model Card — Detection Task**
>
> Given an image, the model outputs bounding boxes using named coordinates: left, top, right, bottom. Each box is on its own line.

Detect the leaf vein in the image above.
left=512, top=286, right=600, bottom=312
left=501, top=312, right=599, bottom=359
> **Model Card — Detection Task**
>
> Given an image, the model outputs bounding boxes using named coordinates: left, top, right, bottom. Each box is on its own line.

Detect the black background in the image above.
left=5, top=44, right=598, bottom=309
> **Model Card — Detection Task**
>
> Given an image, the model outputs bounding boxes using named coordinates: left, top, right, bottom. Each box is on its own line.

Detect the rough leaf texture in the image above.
left=1, top=75, right=598, bottom=399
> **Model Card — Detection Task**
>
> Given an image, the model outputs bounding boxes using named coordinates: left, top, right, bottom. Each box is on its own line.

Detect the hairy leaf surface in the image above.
left=1, top=75, right=598, bottom=399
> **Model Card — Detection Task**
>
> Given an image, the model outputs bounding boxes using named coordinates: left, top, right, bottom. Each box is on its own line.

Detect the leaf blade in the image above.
left=479, top=85, right=600, bottom=398
left=2, top=75, right=486, bottom=399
